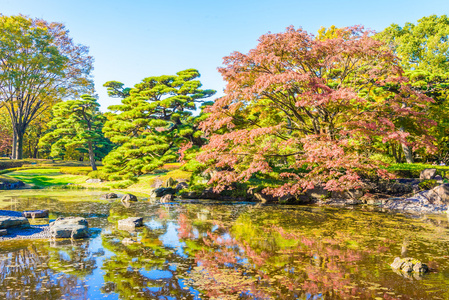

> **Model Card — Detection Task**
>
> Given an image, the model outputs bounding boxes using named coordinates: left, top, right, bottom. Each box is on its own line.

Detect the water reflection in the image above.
left=0, top=193, right=448, bottom=299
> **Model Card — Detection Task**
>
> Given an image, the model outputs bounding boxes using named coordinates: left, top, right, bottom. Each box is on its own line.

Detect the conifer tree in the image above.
left=39, top=95, right=111, bottom=170
left=102, top=69, right=215, bottom=181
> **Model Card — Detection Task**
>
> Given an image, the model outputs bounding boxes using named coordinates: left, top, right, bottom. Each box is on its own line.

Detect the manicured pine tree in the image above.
left=39, top=95, right=111, bottom=170
left=102, top=69, right=215, bottom=181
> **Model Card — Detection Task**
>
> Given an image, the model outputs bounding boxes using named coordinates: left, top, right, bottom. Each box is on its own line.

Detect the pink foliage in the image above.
left=198, top=26, right=435, bottom=196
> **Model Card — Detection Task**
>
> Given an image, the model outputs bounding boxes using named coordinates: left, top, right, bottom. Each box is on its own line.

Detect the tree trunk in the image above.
left=11, top=126, right=25, bottom=159
left=87, top=141, right=97, bottom=171
left=16, top=133, right=24, bottom=159
left=11, top=133, right=17, bottom=159
left=399, top=126, right=413, bottom=164
left=401, top=143, right=414, bottom=164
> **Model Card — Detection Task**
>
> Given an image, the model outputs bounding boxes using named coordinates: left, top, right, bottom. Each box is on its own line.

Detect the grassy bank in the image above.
left=1, top=162, right=191, bottom=196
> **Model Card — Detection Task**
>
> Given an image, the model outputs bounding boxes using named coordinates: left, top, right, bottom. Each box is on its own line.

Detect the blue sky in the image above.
left=1, top=0, right=448, bottom=111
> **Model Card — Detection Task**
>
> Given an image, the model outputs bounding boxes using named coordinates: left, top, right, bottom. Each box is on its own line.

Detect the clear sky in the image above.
left=1, top=0, right=448, bottom=111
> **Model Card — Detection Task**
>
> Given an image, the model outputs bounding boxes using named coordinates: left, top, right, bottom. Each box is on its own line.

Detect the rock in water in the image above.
left=150, top=187, right=176, bottom=198
left=160, top=194, right=174, bottom=203
left=49, top=217, right=89, bottom=239
left=0, top=216, right=30, bottom=229
left=22, top=209, right=49, bottom=218
left=175, top=182, right=188, bottom=190
left=121, top=194, right=138, bottom=202
left=100, top=193, right=118, bottom=199
left=391, top=257, right=429, bottom=273
left=118, top=217, right=143, bottom=230
left=122, top=237, right=141, bottom=245
left=0, top=229, right=7, bottom=236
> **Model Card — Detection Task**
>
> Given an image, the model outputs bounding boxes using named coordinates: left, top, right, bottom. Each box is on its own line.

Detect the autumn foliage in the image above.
left=198, top=26, right=435, bottom=196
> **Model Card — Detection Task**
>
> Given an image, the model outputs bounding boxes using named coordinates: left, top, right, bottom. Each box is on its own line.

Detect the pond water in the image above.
left=0, top=190, right=449, bottom=299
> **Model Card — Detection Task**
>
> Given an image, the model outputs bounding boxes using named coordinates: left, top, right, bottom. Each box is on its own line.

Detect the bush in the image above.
left=87, top=170, right=109, bottom=181
left=59, top=166, right=100, bottom=176
left=418, top=179, right=439, bottom=191
left=387, top=163, right=449, bottom=178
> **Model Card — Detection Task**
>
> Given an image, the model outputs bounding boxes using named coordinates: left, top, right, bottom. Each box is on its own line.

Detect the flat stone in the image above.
left=0, top=229, right=7, bottom=236
left=23, top=209, right=49, bottom=218
left=121, top=194, right=138, bottom=202
left=118, top=217, right=143, bottom=230
left=0, top=216, right=30, bottom=229
left=86, top=178, right=102, bottom=183
left=122, top=237, right=141, bottom=245
left=49, top=217, right=89, bottom=239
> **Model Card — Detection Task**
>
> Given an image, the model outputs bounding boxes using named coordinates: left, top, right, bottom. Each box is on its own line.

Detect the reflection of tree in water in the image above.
left=0, top=242, right=89, bottom=299
left=178, top=206, right=449, bottom=299
left=100, top=205, right=200, bottom=299
left=45, top=239, right=97, bottom=278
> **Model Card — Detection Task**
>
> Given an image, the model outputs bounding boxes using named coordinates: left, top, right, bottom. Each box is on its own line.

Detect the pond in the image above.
left=0, top=190, right=448, bottom=299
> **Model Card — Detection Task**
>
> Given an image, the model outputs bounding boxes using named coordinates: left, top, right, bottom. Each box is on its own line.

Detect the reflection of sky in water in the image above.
left=146, top=218, right=164, bottom=230
left=159, top=222, right=186, bottom=257
left=140, top=268, right=172, bottom=280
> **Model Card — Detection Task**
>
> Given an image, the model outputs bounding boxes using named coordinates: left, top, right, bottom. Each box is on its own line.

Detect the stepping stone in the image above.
left=23, top=209, right=49, bottom=218
left=50, top=217, right=89, bottom=239
left=0, top=216, right=30, bottom=229
left=122, top=237, right=141, bottom=245
left=118, top=217, right=143, bottom=230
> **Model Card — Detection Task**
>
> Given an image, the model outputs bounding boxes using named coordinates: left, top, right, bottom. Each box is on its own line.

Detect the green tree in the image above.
left=377, top=15, right=449, bottom=163
left=0, top=15, right=93, bottom=159
left=39, top=95, right=111, bottom=170
left=102, top=69, right=215, bottom=182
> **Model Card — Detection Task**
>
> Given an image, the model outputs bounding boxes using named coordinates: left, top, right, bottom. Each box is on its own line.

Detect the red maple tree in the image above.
left=198, top=26, right=435, bottom=196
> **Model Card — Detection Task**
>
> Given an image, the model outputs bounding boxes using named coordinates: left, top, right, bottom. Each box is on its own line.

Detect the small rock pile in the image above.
left=390, top=257, right=429, bottom=273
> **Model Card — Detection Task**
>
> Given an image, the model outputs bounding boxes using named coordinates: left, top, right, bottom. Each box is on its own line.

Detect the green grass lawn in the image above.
left=6, top=169, right=89, bottom=187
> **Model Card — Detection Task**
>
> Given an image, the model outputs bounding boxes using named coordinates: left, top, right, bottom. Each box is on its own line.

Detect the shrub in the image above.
left=418, top=179, right=439, bottom=191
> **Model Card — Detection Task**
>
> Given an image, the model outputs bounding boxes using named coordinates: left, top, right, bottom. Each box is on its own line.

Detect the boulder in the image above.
left=49, top=217, right=89, bottom=239
left=121, top=194, right=138, bottom=202
left=391, top=257, right=429, bottom=273
left=163, top=177, right=176, bottom=187
left=420, top=168, right=437, bottom=180
left=0, top=229, right=7, bottom=236
left=179, top=191, right=199, bottom=199
left=412, top=183, right=449, bottom=205
left=160, top=194, right=174, bottom=203
left=86, top=178, right=102, bottom=183
left=118, top=217, right=143, bottom=230
left=434, top=175, right=443, bottom=182
left=175, top=182, right=189, bottom=190
left=100, top=193, right=118, bottom=200
left=0, top=216, right=30, bottom=229
left=150, top=178, right=163, bottom=188
left=22, top=209, right=49, bottom=218
left=150, top=187, right=176, bottom=198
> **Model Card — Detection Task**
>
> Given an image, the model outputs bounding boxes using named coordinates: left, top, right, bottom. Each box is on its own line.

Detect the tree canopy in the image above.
left=39, top=95, right=111, bottom=171
left=198, top=26, right=435, bottom=196
left=0, top=15, right=93, bottom=159
left=377, top=15, right=449, bottom=163
left=102, top=69, right=215, bottom=182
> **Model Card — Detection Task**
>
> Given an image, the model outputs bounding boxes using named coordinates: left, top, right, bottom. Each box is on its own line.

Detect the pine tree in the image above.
left=39, top=95, right=111, bottom=170
left=102, top=69, right=215, bottom=181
